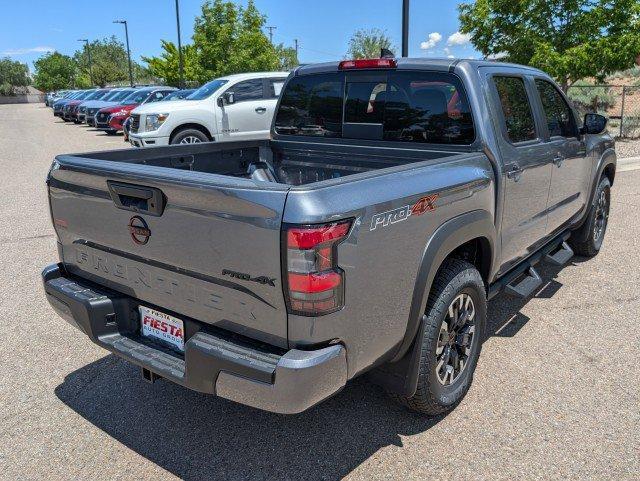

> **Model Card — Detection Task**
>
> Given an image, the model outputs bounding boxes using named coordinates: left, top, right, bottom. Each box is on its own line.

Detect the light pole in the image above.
left=175, top=0, right=184, bottom=89
left=77, top=39, right=93, bottom=85
left=113, top=20, right=134, bottom=86
left=402, top=0, right=410, bottom=57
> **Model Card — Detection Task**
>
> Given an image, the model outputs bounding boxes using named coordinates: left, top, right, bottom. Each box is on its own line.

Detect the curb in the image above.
left=618, top=156, right=640, bottom=172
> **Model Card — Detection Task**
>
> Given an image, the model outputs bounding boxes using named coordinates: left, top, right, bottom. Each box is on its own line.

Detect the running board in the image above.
left=545, top=241, right=574, bottom=266
left=505, top=266, right=542, bottom=298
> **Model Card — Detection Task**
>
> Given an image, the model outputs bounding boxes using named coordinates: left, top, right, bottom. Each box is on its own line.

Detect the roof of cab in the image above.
left=294, top=58, right=545, bottom=76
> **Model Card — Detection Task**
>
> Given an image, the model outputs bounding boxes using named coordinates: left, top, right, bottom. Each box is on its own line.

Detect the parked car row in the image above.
left=48, top=86, right=179, bottom=135
left=44, top=71, right=289, bottom=146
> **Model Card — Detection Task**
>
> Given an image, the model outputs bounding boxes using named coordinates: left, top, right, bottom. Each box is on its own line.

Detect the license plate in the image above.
left=139, top=306, right=185, bottom=352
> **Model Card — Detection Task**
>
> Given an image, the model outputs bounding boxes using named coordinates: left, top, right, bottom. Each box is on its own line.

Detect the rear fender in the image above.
left=369, top=209, right=496, bottom=396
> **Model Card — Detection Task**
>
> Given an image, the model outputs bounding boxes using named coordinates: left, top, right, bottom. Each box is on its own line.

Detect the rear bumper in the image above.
left=42, top=264, right=347, bottom=414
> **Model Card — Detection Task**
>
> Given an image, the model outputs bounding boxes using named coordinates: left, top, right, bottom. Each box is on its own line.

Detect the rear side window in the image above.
left=268, top=79, right=285, bottom=98
left=274, top=73, right=344, bottom=137
left=535, top=79, right=577, bottom=137
left=494, top=76, right=537, bottom=143
left=275, top=71, right=474, bottom=144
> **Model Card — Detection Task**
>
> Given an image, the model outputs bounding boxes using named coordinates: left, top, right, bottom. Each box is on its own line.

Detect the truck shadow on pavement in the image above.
left=54, top=260, right=571, bottom=480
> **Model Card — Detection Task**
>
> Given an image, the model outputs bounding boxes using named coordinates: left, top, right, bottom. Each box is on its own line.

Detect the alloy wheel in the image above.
left=435, top=293, right=476, bottom=386
left=593, top=188, right=609, bottom=242
left=179, top=136, right=202, bottom=144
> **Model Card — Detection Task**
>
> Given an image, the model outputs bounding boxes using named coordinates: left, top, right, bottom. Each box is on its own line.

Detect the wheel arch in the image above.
left=169, top=123, right=213, bottom=143
left=368, top=210, right=496, bottom=397
left=394, top=209, right=496, bottom=363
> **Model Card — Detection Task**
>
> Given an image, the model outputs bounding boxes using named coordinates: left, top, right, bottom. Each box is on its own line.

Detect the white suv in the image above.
left=128, top=71, right=289, bottom=147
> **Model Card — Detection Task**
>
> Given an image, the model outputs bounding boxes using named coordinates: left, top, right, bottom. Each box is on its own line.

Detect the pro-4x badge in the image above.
left=222, top=269, right=276, bottom=287
left=370, top=194, right=439, bottom=231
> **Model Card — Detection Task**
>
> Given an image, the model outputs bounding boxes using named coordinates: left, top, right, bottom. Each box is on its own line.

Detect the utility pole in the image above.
left=114, top=20, right=134, bottom=87
left=77, top=39, right=93, bottom=85
left=267, top=26, right=277, bottom=44
left=294, top=39, right=299, bottom=58
left=175, top=0, right=184, bottom=88
left=402, top=0, right=410, bottom=57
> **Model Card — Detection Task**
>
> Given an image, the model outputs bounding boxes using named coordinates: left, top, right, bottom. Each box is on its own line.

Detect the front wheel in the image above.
left=569, top=176, right=611, bottom=257
left=390, top=259, right=486, bottom=415
left=171, top=128, right=209, bottom=145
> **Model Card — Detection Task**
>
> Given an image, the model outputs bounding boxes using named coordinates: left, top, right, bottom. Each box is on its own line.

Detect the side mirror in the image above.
left=223, top=91, right=235, bottom=105
left=581, top=113, right=607, bottom=135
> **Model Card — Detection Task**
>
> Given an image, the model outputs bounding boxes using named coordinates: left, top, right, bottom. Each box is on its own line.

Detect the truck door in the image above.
left=487, top=73, right=555, bottom=273
left=218, top=78, right=272, bottom=141
left=532, top=78, right=589, bottom=235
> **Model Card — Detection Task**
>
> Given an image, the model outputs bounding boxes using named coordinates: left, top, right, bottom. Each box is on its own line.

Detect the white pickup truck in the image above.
left=128, top=71, right=289, bottom=147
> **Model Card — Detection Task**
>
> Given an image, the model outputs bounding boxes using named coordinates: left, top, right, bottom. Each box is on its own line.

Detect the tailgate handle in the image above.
left=107, top=181, right=166, bottom=216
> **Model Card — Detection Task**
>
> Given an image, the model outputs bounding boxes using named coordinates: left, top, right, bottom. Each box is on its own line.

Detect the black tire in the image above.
left=391, top=258, right=486, bottom=415
left=568, top=176, right=611, bottom=257
left=170, top=128, right=209, bottom=145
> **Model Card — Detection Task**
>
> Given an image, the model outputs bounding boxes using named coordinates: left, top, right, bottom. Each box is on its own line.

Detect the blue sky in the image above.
left=1, top=1, right=479, bottom=71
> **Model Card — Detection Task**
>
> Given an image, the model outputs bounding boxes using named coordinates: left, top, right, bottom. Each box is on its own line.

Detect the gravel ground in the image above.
left=1, top=104, right=639, bottom=481
left=614, top=138, right=640, bottom=159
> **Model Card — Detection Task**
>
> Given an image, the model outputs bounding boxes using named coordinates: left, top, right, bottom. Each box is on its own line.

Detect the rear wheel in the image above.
left=171, top=128, right=209, bottom=145
left=390, top=259, right=486, bottom=415
left=569, top=176, right=611, bottom=257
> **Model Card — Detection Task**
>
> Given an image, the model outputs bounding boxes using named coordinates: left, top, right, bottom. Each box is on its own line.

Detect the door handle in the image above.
left=553, top=154, right=564, bottom=167
left=255, top=107, right=267, bottom=113
left=506, top=164, right=523, bottom=182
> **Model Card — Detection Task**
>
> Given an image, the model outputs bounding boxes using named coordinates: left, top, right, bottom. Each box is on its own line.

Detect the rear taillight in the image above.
left=284, top=220, right=352, bottom=316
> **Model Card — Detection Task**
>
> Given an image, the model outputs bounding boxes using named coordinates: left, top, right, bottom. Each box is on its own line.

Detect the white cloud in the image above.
left=447, top=31, right=472, bottom=46
left=486, top=51, right=508, bottom=60
left=1, top=46, right=54, bottom=56
left=420, top=32, right=442, bottom=50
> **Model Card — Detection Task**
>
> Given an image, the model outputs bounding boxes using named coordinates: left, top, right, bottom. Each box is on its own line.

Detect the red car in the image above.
left=95, top=87, right=176, bottom=134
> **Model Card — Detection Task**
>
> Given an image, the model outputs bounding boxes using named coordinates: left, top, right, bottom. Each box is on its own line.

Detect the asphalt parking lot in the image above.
left=1, top=103, right=639, bottom=480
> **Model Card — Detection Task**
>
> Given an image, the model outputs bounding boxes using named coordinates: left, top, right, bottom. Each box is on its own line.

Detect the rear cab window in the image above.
left=274, top=70, right=475, bottom=144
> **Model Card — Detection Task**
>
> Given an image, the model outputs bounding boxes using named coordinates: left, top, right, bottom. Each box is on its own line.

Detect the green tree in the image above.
left=275, top=43, right=298, bottom=70
left=459, top=0, right=640, bottom=90
left=347, top=28, right=395, bottom=59
left=142, top=40, right=199, bottom=86
left=74, top=36, right=145, bottom=87
left=33, top=52, right=76, bottom=91
left=192, top=0, right=279, bottom=82
left=0, top=57, right=30, bottom=95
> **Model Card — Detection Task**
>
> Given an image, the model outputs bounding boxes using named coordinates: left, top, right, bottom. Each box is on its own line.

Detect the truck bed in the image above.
left=66, top=140, right=464, bottom=186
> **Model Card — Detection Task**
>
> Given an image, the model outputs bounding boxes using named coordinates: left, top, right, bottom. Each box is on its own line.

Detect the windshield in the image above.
left=85, top=89, right=110, bottom=101
left=105, top=89, right=134, bottom=102
left=120, top=89, right=151, bottom=105
left=186, top=79, right=228, bottom=100
left=75, top=90, right=95, bottom=100
left=163, top=89, right=195, bottom=101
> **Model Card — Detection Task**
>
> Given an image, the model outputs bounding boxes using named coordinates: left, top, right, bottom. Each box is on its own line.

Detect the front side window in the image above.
left=494, top=76, right=537, bottom=143
left=231, top=79, right=264, bottom=102
left=535, top=79, right=577, bottom=137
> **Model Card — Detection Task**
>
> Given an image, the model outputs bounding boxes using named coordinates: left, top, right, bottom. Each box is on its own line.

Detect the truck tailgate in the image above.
left=48, top=156, right=290, bottom=348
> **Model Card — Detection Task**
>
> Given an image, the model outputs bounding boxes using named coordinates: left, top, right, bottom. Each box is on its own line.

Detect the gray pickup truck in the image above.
left=42, top=58, right=616, bottom=415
